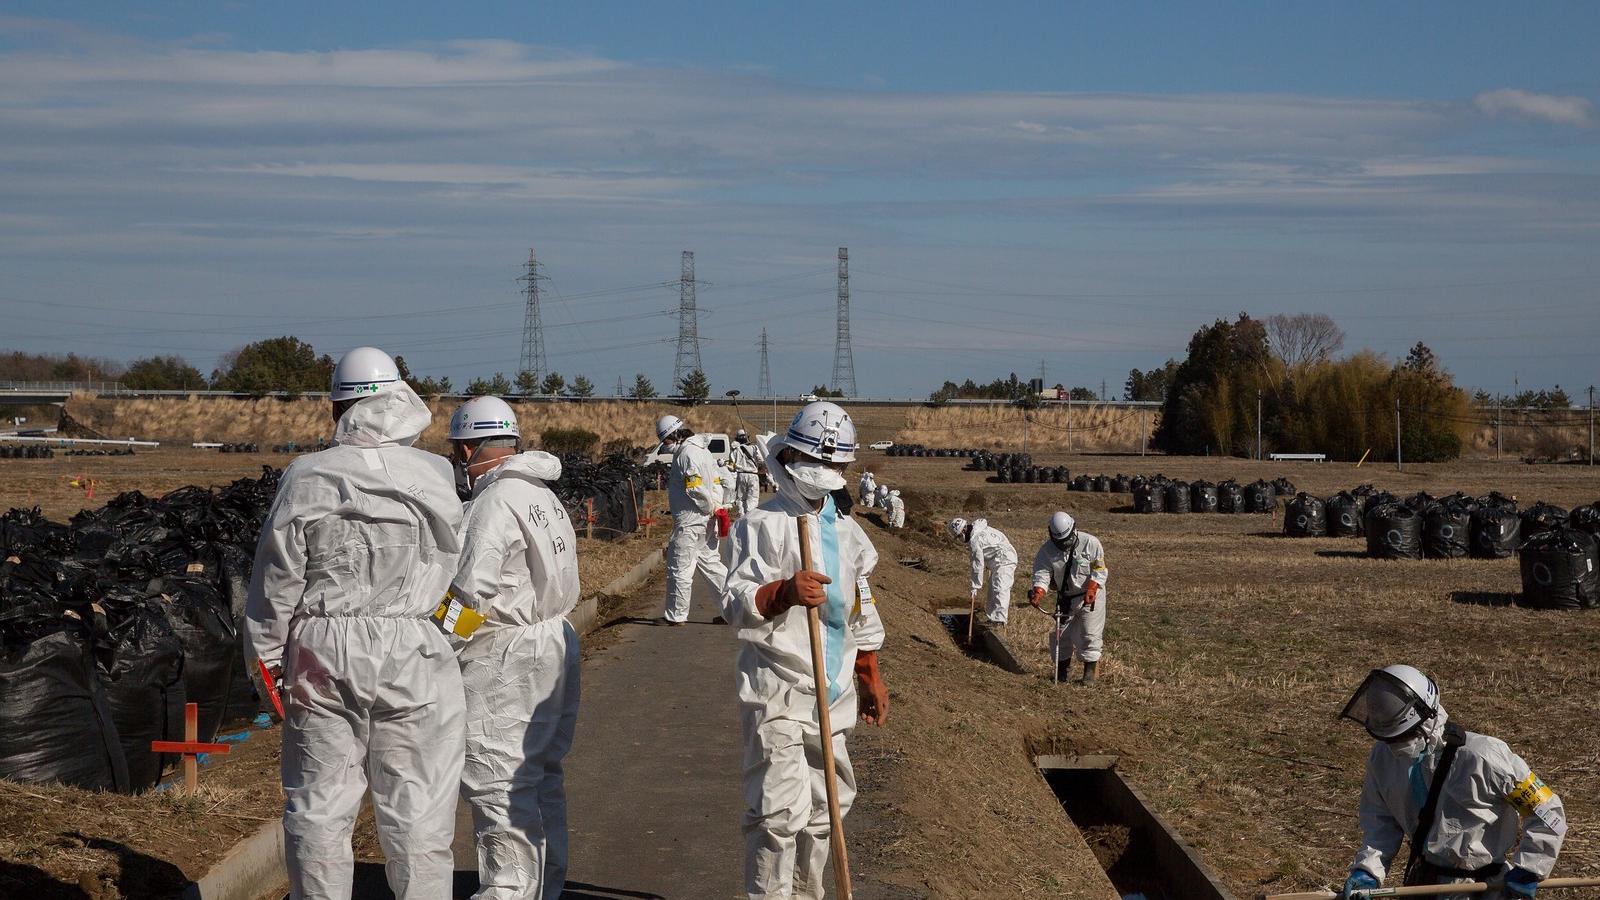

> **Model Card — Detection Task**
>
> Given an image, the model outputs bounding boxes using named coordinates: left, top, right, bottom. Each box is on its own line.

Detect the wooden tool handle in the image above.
left=1261, top=875, right=1600, bottom=900
left=797, top=515, right=852, bottom=900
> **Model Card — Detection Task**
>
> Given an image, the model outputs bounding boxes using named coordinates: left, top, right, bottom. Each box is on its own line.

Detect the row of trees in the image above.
left=1149, top=313, right=1471, bottom=462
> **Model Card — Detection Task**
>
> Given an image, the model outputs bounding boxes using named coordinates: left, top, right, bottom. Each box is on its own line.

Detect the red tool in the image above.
left=255, top=659, right=285, bottom=722
left=715, top=507, right=732, bottom=538
left=151, top=702, right=230, bottom=795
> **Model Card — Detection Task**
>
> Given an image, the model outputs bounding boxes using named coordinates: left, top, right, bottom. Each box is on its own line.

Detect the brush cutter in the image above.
left=1262, top=875, right=1600, bottom=900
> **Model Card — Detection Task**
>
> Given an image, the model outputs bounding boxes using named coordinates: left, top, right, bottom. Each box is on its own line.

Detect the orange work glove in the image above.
left=754, top=570, right=832, bottom=618
left=1085, top=580, right=1100, bottom=611
left=1027, top=586, right=1046, bottom=609
left=855, top=650, right=888, bottom=726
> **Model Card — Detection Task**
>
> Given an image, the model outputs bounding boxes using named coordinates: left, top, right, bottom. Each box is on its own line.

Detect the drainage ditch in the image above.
left=1037, top=755, right=1239, bottom=900
left=935, top=609, right=1028, bottom=674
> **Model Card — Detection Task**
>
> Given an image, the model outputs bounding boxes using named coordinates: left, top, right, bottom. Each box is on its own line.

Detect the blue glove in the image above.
left=1340, top=871, right=1379, bottom=899
left=1504, top=866, right=1538, bottom=899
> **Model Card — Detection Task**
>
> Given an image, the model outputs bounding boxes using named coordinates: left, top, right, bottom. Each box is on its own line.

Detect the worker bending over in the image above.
left=948, top=517, right=1017, bottom=625
left=886, top=489, right=905, bottom=529
left=1028, top=512, right=1108, bottom=684
left=447, top=397, right=582, bottom=900
left=858, top=469, right=877, bottom=509
left=657, top=414, right=728, bottom=625
left=722, top=401, right=889, bottom=899
left=245, top=346, right=464, bottom=900
left=1337, top=665, right=1565, bottom=900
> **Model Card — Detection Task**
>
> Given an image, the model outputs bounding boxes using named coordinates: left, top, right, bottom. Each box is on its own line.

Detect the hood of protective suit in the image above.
left=333, top=381, right=432, bottom=448
left=970, top=518, right=988, bottom=536
left=1418, top=704, right=1450, bottom=751
left=472, top=450, right=563, bottom=497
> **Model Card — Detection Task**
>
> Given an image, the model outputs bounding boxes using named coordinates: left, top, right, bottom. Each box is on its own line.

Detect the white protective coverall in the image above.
left=1351, top=708, right=1566, bottom=895
left=722, top=449, right=886, bottom=900
left=664, top=434, right=729, bottom=623
left=858, top=471, right=876, bottom=508
left=1030, top=532, right=1109, bottom=664
left=730, top=439, right=765, bottom=517
left=875, top=483, right=890, bottom=512
left=886, top=492, right=905, bottom=529
left=452, top=452, right=581, bottom=900
left=245, top=383, right=465, bottom=900
left=966, top=519, right=1017, bottom=625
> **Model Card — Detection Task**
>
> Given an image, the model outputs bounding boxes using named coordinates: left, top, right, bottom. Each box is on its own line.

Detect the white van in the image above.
left=645, top=432, right=732, bottom=469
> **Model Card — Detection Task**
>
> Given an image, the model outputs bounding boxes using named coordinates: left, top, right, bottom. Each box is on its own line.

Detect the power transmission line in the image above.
left=831, top=247, right=856, bottom=397
left=517, top=247, right=548, bottom=384
left=672, top=251, right=704, bottom=387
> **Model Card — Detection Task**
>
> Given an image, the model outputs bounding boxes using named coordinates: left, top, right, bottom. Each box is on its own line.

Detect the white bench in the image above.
left=1269, top=453, right=1327, bottom=463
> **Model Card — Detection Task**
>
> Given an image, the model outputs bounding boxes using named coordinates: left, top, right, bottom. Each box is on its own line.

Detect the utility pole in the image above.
left=1100, top=379, right=1107, bottom=402
left=1495, top=404, right=1502, bottom=461
left=517, top=247, right=548, bottom=386
left=1066, top=395, right=1073, bottom=453
left=831, top=248, right=857, bottom=397
left=672, top=251, right=703, bottom=388
left=1141, top=408, right=1148, bottom=457
left=1590, top=386, right=1595, bottom=466
left=1256, top=390, right=1263, bottom=461
left=1395, top=397, right=1403, bottom=473
left=615, top=375, right=624, bottom=398
left=758, top=329, right=772, bottom=399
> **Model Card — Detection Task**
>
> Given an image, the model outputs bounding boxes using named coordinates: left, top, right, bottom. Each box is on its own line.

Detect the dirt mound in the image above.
left=897, top=404, right=1156, bottom=452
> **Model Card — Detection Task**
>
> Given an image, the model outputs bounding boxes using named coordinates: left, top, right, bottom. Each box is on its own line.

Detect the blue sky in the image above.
left=1, top=2, right=1597, bottom=397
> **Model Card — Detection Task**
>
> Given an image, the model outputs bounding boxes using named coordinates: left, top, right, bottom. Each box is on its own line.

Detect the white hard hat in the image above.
left=1050, top=511, right=1077, bottom=541
left=1340, top=664, right=1440, bottom=740
left=656, top=414, right=687, bottom=441
left=449, top=396, right=520, bottom=442
left=947, top=517, right=968, bottom=540
left=736, top=428, right=748, bottom=437
left=331, top=346, right=401, bottom=401
left=781, top=401, right=856, bottom=463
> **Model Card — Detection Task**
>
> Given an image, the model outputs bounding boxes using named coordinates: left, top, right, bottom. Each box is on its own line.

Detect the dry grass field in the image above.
left=7, top=432, right=1600, bottom=897
left=851, top=451, right=1600, bottom=897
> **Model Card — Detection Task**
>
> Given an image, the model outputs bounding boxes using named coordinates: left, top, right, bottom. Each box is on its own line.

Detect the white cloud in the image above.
left=1473, top=88, right=1596, bottom=128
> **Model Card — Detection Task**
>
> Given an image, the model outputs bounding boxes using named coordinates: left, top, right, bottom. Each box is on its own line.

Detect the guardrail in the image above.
left=0, top=380, right=128, bottom=393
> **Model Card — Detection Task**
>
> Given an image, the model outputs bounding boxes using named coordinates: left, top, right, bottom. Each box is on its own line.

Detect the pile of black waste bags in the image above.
left=0, top=467, right=279, bottom=793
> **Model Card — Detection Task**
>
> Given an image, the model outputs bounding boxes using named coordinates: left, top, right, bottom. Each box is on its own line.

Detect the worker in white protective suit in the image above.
left=858, top=470, right=876, bottom=508
left=658, top=414, right=729, bottom=625
left=1027, top=512, right=1108, bottom=685
left=886, top=490, right=905, bottom=529
left=244, top=346, right=464, bottom=900
left=874, top=482, right=890, bottom=513
left=722, top=402, right=889, bottom=900
left=730, top=429, right=765, bottom=517
left=447, top=397, right=581, bottom=900
left=1336, top=665, right=1565, bottom=900
left=947, top=517, right=1017, bottom=625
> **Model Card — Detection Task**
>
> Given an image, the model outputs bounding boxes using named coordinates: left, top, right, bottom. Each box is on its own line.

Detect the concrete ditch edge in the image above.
left=185, top=543, right=667, bottom=900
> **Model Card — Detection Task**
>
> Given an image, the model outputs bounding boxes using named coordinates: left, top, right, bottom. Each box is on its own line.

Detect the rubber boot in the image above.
left=1056, top=659, right=1073, bottom=684
left=1080, top=661, right=1098, bottom=685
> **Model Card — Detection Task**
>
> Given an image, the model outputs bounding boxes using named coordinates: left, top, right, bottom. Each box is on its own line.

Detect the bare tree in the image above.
left=1266, top=313, right=1345, bottom=368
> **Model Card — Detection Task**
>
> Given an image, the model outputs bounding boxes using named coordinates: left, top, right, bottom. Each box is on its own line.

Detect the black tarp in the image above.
left=1519, top=527, right=1600, bottom=610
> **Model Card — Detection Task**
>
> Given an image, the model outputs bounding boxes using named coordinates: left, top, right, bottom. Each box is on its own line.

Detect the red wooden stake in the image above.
left=151, top=702, right=229, bottom=795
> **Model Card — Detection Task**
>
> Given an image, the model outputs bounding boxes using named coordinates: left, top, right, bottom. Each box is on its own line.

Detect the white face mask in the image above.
left=785, top=460, right=846, bottom=500
left=1385, top=733, right=1427, bottom=761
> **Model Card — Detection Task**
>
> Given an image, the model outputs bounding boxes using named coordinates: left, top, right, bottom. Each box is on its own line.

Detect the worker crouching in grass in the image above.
left=721, top=401, right=889, bottom=899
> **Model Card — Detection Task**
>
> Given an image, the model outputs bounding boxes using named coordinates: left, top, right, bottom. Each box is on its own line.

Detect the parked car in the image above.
left=869, top=440, right=894, bottom=451
left=798, top=393, right=820, bottom=402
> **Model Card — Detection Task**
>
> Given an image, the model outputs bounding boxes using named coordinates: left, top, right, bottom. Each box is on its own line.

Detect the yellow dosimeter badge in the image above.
left=433, top=591, right=486, bottom=638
